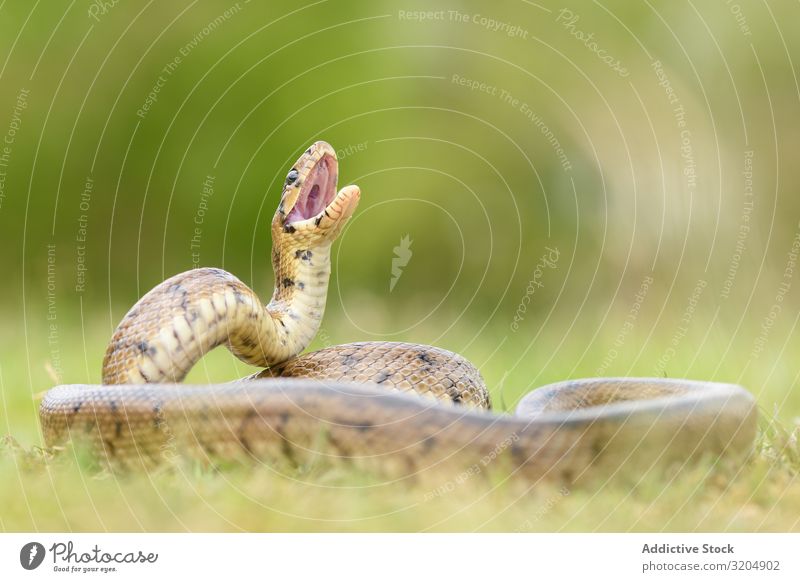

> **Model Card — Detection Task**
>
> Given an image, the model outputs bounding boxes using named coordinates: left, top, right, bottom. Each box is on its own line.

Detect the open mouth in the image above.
left=285, top=154, right=338, bottom=225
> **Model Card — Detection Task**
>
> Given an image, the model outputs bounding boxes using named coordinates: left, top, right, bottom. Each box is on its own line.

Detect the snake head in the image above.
left=273, top=141, right=360, bottom=245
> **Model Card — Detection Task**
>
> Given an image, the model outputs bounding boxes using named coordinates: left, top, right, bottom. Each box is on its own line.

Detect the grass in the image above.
left=1, top=307, right=799, bottom=532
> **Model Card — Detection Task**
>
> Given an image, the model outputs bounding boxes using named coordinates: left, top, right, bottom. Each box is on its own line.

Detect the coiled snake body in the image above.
left=40, top=142, right=757, bottom=482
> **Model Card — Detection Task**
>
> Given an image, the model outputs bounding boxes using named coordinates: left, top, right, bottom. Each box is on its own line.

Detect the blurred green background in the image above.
left=1, top=0, right=799, bottom=533
left=1, top=0, right=799, bottom=446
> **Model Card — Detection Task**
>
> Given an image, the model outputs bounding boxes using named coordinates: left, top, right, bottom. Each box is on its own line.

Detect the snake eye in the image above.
left=285, top=169, right=299, bottom=186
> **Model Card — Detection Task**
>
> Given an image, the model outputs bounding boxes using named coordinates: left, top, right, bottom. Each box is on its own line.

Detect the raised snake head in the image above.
left=272, top=141, right=360, bottom=248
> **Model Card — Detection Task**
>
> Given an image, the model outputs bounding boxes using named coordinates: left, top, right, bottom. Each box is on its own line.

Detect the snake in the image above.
left=39, top=141, right=758, bottom=482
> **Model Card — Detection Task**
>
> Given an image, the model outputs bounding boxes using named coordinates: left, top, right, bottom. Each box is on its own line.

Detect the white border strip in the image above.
left=1, top=533, right=798, bottom=581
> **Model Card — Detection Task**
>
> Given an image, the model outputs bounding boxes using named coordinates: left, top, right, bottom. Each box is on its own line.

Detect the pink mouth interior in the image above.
left=285, top=154, right=338, bottom=224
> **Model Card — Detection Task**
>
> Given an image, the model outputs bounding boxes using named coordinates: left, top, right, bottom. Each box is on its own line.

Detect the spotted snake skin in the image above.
left=39, top=142, right=757, bottom=482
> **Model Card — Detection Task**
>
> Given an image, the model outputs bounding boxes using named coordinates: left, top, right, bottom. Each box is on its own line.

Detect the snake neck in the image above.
left=101, top=243, right=334, bottom=384
left=193, top=240, right=335, bottom=371
left=258, top=241, right=333, bottom=360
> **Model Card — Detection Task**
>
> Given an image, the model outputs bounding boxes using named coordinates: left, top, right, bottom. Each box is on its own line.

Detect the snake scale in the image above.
left=39, top=142, right=757, bottom=482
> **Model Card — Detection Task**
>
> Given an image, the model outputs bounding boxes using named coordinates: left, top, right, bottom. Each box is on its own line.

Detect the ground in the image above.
left=1, top=310, right=798, bottom=532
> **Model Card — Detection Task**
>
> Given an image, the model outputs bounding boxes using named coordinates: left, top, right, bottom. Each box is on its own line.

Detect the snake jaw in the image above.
left=283, top=153, right=338, bottom=226
left=278, top=141, right=337, bottom=225
left=275, top=141, right=360, bottom=240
